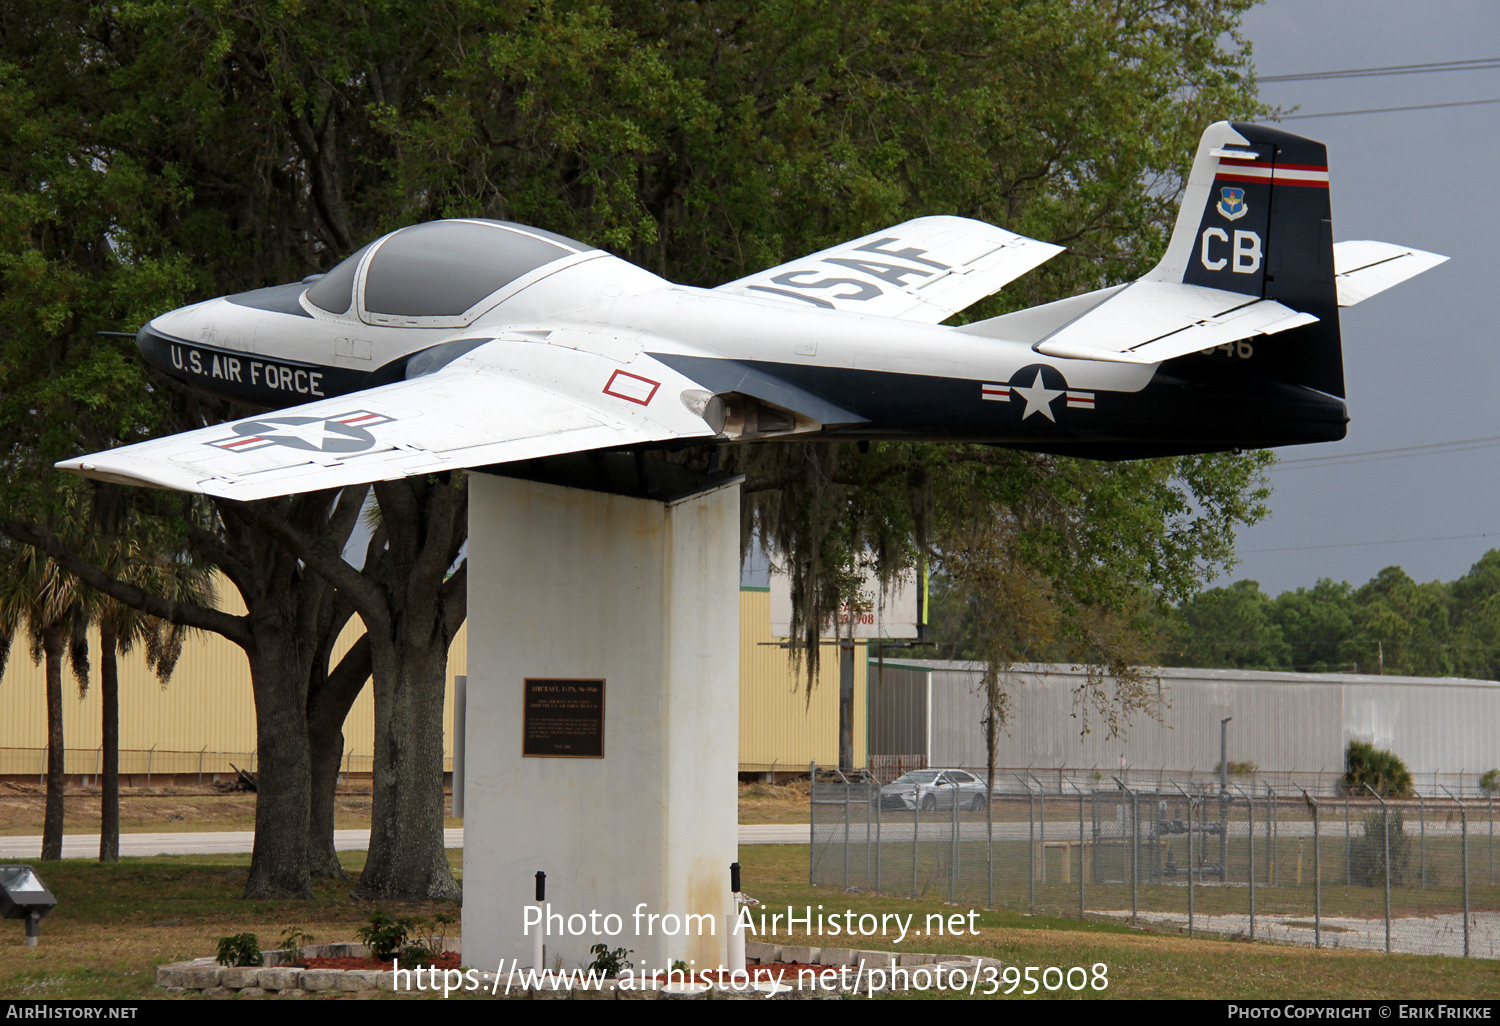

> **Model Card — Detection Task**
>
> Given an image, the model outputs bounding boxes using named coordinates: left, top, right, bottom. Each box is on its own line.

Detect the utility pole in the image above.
left=838, top=636, right=855, bottom=771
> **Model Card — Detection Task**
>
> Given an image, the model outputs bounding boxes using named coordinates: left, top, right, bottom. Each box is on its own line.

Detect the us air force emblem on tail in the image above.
left=1217, top=186, right=1248, bottom=221
left=210, top=411, right=396, bottom=454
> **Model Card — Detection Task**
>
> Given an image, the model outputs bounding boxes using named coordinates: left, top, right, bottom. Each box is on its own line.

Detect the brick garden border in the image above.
left=157, top=939, right=1003, bottom=999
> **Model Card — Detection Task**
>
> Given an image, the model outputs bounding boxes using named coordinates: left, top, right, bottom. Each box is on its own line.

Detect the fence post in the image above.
left=864, top=772, right=873, bottom=893
left=1419, top=792, right=1426, bottom=888
left=1345, top=796, right=1352, bottom=885
left=1489, top=794, right=1494, bottom=887
left=1035, top=776, right=1047, bottom=907
left=808, top=762, right=815, bottom=886
left=950, top=781, right=959, bottom=903
left=1077, top=788, right=1085, bottom=920
left=1113, top=777, right=1138, bottom=927
left=986, top=777, right=994, bottom=909
left=912, top=779, right=919, bottom=900
left=146, top=744, right=156, bottom=790
left=198, top=747, right=205, bottom=788
left=1173, top=783, right=1194, bottom=938
left=1441, top=785, right=1470, bottom=958
left=1301, top=788, right=1321, bottom=949
left=1017, top=775, right=1035, bottom=913
left=1364, top=784, right=1392, bottom=954
left=875, top=776, right=883, bottom=896
left=1233, top=783, right=1256, bottom=941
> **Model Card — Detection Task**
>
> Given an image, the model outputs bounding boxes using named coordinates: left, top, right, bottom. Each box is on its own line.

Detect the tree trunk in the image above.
left=100, top=627, right=120, bottom=863
left=41, top=627, right=66, bottom=860
left=244, top=641, right=314, bottom=899
left=306, top=724, right=346, bottom=879
left=357, top=628, right=458, bottom=900
left=306, top=635, right=371, bottom=879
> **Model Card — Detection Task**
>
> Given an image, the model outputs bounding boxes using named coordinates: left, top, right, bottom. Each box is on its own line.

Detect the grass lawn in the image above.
left=0, top=844, right=1496, bottom=1000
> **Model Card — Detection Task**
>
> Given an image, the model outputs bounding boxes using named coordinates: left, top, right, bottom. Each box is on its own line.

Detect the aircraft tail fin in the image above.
left=1144, top=121, right=1345, bottom=397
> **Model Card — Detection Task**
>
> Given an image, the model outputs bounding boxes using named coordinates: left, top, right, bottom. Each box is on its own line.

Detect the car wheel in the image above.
left=922, top=793, right=937, bottom=812
left=969, top=794, right=988, bottom=812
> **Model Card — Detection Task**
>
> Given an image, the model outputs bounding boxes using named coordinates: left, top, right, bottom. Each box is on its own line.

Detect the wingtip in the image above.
left=55, top=454, right=212, bottom=494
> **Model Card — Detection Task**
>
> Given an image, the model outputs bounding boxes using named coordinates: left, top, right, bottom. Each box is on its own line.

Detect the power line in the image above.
left=1271, top=442, right=1500, bottom=472
left=1260, top=57, right=1500, bottom=83
left=1276, top=436, right=1500, bottom=465
left=1283, top=97, right=1500, bottom=119
left=1244, top=532, right=1495, bottom=554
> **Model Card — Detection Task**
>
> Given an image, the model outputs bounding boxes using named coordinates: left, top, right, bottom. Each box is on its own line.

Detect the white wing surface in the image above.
left=1021, top=280, right=1317, bottom=365
left=1333, top=241, right=1448, bottom=307
left=57, top=337, right=718, bottom=501
left=717, top=215, right=1062, bottom=323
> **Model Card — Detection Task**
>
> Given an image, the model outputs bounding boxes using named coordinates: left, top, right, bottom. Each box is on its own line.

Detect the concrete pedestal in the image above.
left=462, top=460, right=740, bottom=974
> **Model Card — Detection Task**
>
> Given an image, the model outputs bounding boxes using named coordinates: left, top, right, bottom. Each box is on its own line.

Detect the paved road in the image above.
left=0, top=824, right=815, bottom=859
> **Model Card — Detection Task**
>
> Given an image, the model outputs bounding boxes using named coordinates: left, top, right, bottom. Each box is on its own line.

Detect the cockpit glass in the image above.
left=362, top=221, right=577, bottom=317
left=304, top=242, right=372, bottom=314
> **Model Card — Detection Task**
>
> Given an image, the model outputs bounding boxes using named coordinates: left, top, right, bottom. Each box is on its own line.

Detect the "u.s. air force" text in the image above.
left=170, top=344, right=326, bottom=397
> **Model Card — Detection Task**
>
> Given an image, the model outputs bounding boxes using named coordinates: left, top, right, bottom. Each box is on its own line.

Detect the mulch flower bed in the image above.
left=298, top=953, right=465, bottom=972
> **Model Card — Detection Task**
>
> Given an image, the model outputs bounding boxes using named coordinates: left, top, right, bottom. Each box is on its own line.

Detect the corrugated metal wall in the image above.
left=880, top=659, right=1500, bottom=778
left=738, top=587, right=866, bottom=771
left=867, top=663, right=926, bottom=758
left=0, top=573, right=466, bottom=776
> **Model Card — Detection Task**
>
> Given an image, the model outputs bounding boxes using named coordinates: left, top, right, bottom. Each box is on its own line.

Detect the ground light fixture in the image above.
left=0, top=865, right=56, bottom=945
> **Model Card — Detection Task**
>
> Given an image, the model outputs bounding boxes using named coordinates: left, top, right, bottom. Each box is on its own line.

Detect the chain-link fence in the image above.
left=0, top=746, right=429, bottom=785
left=810, top=766, right=1500, bottom=958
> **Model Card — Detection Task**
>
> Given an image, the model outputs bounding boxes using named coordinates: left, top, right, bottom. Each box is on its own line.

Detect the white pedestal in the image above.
left=462, top=464, right=740, bottom=975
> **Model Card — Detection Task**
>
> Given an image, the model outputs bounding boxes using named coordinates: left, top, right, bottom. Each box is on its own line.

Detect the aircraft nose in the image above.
left=135, top=321, right=175, bottom=373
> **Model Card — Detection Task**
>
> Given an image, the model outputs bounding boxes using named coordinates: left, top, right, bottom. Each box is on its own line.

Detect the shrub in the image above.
left=356, top=911, right=410, bottom=961
left=1481, top=769, right=1499, bottom=795
left=279, top=927, right=315, bottom=965
left=1349, top=809, right=1410, bottom=887
left=215, top=933, right=262, bottom=967
left=585, top=944, right=633, bottom=977
left=356, top=910, right=454, bottom=966
left=1215, top=761, right=1258, bottom=777
left=1343, top=741, right=1413, bottom=798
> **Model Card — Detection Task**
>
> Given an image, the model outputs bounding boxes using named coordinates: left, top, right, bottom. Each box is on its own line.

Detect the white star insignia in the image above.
left=1012, top=370, right=1063, bottom=422
left=258, top=420, right=353, bottom=448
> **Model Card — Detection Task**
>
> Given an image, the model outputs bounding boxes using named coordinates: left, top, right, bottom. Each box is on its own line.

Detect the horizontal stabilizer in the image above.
left=1030, top=280, right=1317, bottom=365
left=1333, top=241, right=1448, bottom=307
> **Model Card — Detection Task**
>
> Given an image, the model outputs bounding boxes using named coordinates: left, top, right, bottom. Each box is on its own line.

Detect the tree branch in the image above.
left=2, top=518, right=251, bottom=647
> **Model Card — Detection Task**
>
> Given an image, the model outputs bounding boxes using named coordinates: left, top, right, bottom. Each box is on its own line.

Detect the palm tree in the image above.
left=0, top=535, right=90, bottom=860
left=89, top=535, right=213, bottom=862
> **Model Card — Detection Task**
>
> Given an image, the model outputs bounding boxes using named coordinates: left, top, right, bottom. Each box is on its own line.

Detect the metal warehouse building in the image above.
left=868, top=659, right=1500, bottom=793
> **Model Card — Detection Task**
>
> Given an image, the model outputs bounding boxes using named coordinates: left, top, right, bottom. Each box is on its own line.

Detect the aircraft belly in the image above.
left=673, top=358, right=1347, bottom=452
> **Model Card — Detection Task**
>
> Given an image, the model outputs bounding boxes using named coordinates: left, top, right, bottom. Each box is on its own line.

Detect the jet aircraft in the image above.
left=59, top=122, right=1445, bottom=500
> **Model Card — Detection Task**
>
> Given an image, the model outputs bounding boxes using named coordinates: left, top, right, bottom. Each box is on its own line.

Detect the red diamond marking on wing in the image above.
left=603, top=370, right=661, bottom=406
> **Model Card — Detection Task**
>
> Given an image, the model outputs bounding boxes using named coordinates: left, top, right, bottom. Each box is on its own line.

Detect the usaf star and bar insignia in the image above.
left=980, top=368, right=1094, bottom=423
left=210, top=410, right=397, bottom=454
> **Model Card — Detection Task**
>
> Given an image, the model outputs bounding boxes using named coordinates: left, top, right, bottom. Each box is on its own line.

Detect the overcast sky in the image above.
left=1213, top=1, right=1500, bottom=596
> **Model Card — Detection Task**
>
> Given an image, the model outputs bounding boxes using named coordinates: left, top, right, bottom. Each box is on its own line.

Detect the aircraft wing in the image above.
left=717, top=215, right=1063, bottom=322
left=56, top=336, right=720, bottom=501
left=1333, top=241, right=1448, bottom=307
left=967, top=280, right=1319, bottom=365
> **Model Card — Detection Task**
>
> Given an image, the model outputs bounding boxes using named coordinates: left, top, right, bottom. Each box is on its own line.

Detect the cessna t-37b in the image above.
left=60, top=122, right=1445, bottom=500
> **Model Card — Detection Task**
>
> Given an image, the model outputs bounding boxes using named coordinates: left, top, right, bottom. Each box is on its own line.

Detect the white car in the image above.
left=878, top=769, right=989, bottom=812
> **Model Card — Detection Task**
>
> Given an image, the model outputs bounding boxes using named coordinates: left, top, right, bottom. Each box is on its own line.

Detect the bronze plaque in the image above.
left=523, top=678, right=605, bottom=758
